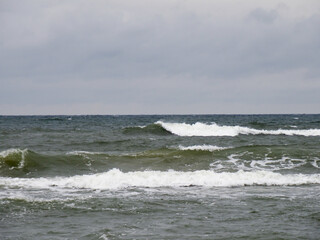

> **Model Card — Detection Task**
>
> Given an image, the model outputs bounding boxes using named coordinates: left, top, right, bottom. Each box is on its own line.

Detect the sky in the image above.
left=1, top=0, right=320, bottom=115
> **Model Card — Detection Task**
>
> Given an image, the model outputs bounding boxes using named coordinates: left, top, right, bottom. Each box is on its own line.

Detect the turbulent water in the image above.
left=1, top=115, right=320, bottom=239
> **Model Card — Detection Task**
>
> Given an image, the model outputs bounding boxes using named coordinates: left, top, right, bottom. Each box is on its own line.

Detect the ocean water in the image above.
left=1, top=115, right=320, bottom=239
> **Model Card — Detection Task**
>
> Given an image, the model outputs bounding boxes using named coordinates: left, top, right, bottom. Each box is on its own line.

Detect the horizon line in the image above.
left=1, top=113, right=319, bottom=116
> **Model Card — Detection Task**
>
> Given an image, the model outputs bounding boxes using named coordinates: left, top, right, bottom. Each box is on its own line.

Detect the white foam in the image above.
left=156, top=121, right=320, bottom=137
left=1, top=169, right=319, bottom=190
left=311, top=158, right=320, bottom=169
left=178, top=145, right=227, bottom=152
left=0, top=148, right=25, bottom=158
left=209, top=154, right=308, bottom=171
left=248, top=156, right=306, bottom=171
left=66, top=151, right=104, bottom=156
left=99, top=234, right=109, bottom=240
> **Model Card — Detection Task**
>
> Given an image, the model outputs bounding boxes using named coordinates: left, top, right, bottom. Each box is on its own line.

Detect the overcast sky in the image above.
left=1, top=0, right=320, bottom=114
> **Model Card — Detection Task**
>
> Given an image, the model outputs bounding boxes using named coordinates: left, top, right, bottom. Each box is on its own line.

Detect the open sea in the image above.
left=1, top=114, right=320, bottom=239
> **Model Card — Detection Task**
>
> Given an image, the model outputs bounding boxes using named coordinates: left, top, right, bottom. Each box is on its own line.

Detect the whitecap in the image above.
left=156, top=121, right=320, bottom=137
left=1, top=169, right=319, bottom=190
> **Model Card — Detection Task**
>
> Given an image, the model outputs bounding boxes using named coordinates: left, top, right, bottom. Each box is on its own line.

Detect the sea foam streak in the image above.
left=156, top=121, right=320, bottom=136
left=1, top=169, right=320, bottom=190
left=178, top=145, right=227, bottom=152
left=66, top=151, right=105, bottom=156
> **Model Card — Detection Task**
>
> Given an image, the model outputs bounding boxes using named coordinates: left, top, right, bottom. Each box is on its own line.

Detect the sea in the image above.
left=1, top=114, right=320, bottom=239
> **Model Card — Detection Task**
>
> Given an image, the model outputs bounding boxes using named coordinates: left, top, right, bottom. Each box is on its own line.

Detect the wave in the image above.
left=156, top=121, right=320, bottom=137
left=38, top=117, right=68, bottom=121
left=0, top=148, right=29, bottom=169
left=123, top=124, right=171, bottom=135
left=1, top=146, right=317, bottom=178
left=0, top=148, right=109, bottom=178
left=248, top=121, right=267, bottom=128
left=86, top=139, right=130, bottom=146
left=1, top=169, right=319, bottom=190
left=1, top=147, right=223, bottom=178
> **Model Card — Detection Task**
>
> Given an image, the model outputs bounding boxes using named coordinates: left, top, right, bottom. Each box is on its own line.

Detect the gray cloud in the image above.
left=248, top=8, right=278, bottom=24
left=1, top=0, right=320, bottom=114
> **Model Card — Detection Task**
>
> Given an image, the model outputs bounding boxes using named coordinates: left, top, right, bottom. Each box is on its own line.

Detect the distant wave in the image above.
left=38, top=117, right=66, bottom=121
left=156, top=121, right=320, bottom=137
left=1, top=169, right=320, bottom=190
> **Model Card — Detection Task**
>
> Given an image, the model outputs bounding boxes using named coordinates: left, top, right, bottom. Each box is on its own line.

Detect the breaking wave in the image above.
left=0, top=148, right=108, bottom=178
left=156, top=121, right=320, bottom=137
left=1, top=169, right=319, bottom=190
left=1, top=146, right=317, bottom=178
left=0, top=148, right=29, bottom=169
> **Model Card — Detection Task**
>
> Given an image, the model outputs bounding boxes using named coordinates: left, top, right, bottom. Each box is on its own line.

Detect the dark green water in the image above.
left=1, top=115, right=320, bottom=239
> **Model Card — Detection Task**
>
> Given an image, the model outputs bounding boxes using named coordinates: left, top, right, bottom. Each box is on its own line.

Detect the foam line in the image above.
left=1, top=169, right=319, bottom=190
left=178, top=145, right=227, bottom=152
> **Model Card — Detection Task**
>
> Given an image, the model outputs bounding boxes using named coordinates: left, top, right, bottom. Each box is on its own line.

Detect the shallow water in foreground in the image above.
left=1, top=115, right=320, bottom=239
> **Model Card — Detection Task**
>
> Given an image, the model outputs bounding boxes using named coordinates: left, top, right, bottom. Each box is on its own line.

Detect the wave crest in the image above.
left=1, top=169, right=319, bottom=190
left=0, top=148, right=29, bottom=169
left=156, top=121, right=320, bottom=137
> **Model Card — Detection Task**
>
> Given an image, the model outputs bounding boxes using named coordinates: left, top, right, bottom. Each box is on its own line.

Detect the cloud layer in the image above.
left=1, top=0, right=320, bottom=114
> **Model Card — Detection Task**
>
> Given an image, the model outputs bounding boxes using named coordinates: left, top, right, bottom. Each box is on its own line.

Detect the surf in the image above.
left=156, top=121, right=320, bottom=136
left=1, top=169, right=320, bottom=191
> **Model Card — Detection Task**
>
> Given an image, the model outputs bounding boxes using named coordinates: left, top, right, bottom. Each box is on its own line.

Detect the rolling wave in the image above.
left=0, top=147, right=219, bottom=177
left=1, top=169, right=320, bottom=190
left=0, top=148, right=29, bottom=169
left=0, top=148, right=108, bottom=178
left=156, top=121, right=320, bottom=136
left=1, top=146, right=317, bottom=178
left=123, top=124, right=171, bottom=135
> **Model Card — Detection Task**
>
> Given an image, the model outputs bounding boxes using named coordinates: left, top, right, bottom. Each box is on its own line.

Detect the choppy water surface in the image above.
left=1, top=115, right=320, bottom=239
